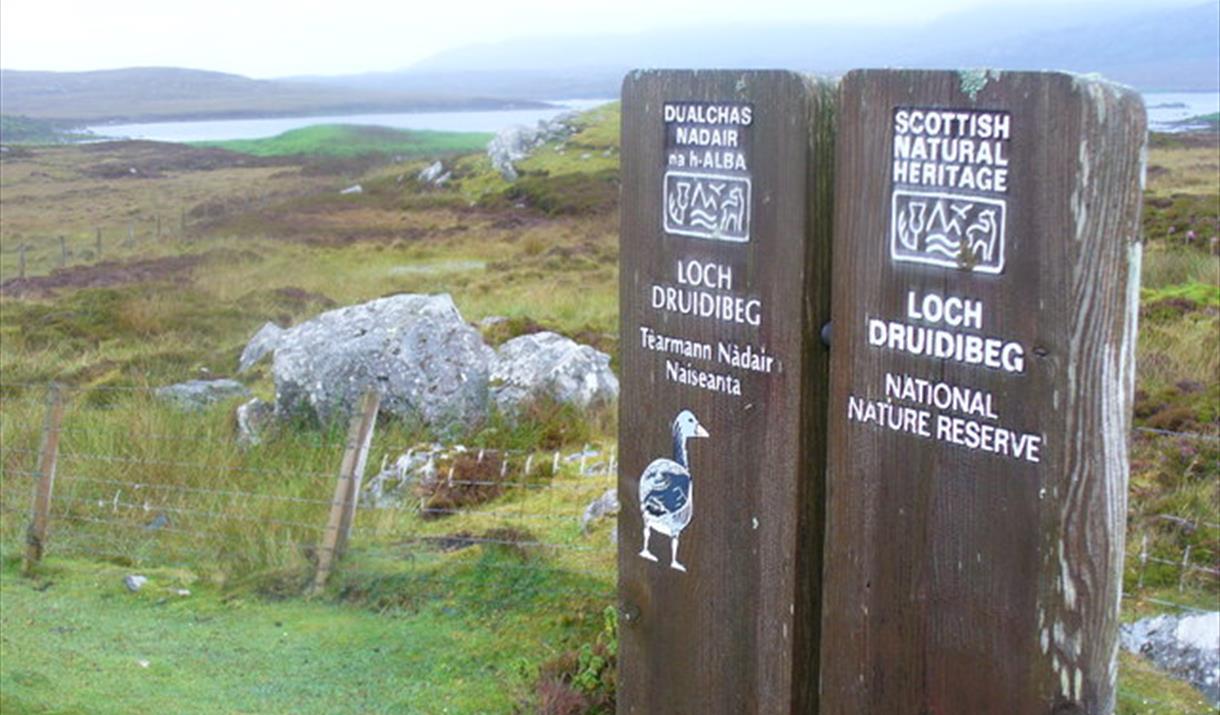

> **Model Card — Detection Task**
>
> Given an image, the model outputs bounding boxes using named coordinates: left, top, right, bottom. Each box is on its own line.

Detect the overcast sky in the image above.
left=0, top=0, right=1205, bottom=78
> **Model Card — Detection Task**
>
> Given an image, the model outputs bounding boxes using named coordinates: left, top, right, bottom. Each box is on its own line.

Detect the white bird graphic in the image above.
left=638, top=410, right=709, bottom=572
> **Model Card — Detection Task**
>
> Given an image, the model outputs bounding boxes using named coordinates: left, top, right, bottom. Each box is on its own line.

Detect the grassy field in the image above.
left=0, top=103, right=1217, bottom=713
left=0, top=555, right=607, bottom=715
left=195, top=125, right=494, bottom=158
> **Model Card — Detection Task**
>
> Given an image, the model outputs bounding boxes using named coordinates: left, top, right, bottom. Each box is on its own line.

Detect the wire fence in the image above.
left=1, top=381, right=1217, bottom=711
left=0, top=382, right=619, bottom=607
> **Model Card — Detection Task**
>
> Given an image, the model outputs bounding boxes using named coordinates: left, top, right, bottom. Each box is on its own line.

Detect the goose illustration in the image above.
left=638, top=409, right=709, bottom=572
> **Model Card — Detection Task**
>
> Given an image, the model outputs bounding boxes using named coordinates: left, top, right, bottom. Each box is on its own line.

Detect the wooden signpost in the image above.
left=618, top=70, right=834, bottom=714
left=819, top=71, right=1145, bottom=714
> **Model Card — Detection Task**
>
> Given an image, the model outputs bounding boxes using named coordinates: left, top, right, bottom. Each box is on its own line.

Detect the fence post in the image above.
left=310, top=389, right=380, bottom=593
left=23, top=384, right=67, bottom=576
left=58, top=236, right=67, bottom=268
left=820, top=70, right=1145, bottom=714
left=95, top=227, right=102, bottom=258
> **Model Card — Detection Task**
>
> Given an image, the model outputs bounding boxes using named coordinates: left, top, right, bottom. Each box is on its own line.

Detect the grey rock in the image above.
left=272, top=294, right=493, bottom=431
left=1121, top=611, right=1220, bottom=704
left=581, top=488, right=619, bottom=533
left=154, top=379, right=251, bottom=411
left=236, top=398, right=274, bottom=447
left=124, top=574, right=147, bottom=592
left=238, top=322, right=284, bottom=373
left=417, top=161, right=450, bottom=186
left=340, top=184, right=363, bottom=195
left=485, top=116, right=576, bottom=181
left=362, top=446, right=444, bottom=509
left=490, top=332, right=618, bottom=415
left=478, top=315, right=508, bottom=329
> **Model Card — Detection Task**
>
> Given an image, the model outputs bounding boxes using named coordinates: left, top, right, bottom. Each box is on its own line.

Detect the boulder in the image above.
left=417, top=160, right=450, bottom=186
left=581, top=488, right=619, bottom=533
left=489, top=332, right=618, bottom=415
left=235, top=398, right=274, bottom=447
left=154, top=379, right=251, bottom=411
left=238, top=322, right=284, bottom=373
left=1121, top=611, right=1220, bottom=704
left=272, top=294, right=493, bottom=431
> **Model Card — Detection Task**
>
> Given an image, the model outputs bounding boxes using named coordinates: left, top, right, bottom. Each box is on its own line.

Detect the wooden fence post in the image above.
left=95, top=227, right=102, bottom=257
left=18, top=244, right=27, bottom=279
left=58, top=236, right=67, bottom=268
left=310, top=389, right=380, bottom=593
left=23, top=384, right=67, bottom=575
left=617, top=70, right=835, bottom=713
left=820, top=70, right=1145, bottom=714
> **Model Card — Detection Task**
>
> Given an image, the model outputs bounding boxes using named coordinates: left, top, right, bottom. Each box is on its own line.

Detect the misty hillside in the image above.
left=305, top=0, right=1218, bottom=97
left=0, top=67, right=546, bottom=123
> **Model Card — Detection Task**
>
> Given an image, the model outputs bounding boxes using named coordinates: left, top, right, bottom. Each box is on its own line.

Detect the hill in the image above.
left=0, top=67, right=548, bottom=124
left=306, top=0, right=1219, bottom=96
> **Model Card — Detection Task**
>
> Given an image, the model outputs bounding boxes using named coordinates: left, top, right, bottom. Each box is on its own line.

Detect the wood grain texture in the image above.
left=24, top=384, right=65, bottom=574
left=617, top=70, right=834, bottom=715
left=819, top=70, right=1145, bottom=715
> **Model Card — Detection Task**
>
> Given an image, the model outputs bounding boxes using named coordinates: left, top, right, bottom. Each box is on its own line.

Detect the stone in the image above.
left=272, top=294, right=493, bottom=431
left=1121, top=611, right=1220, bottom=704
left=417, top=161, right=450, bottom=186
left=238, top=322, right=284, bottom=373
left=236, top=398, right=274, bottom=447
left=154, top=379, right=251, bottom=411
left=485, top=115, right=577, bottom=181
left=362, top=447, right=443, bottom=509
left=581, top=488, right=620, bottom=533
left=489, top=332, right=618, bottom=415
left=340, top=184, right=363, bottom=195
left=124, top=574, right=147, bottom=592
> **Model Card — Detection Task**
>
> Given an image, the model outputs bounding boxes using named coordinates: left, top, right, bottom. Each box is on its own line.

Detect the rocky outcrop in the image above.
left=417, top=160, right=450, bottom=186
left=489, top=332, right=618, bottom=415
left=155, top=379, right=251, bottom=411
left=486, top=113, right=577, bottom=181
left=1121, top=611, right=1220, bottom=704
left=238, top=322, right=284, bottom=373
left=271, top=294, right=493, bottom=431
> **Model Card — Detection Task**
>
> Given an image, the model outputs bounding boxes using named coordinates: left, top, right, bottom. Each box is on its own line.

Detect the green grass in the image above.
left=195, top=125, right=493, bottom=159
left=0, top=555, right=602, bottom=715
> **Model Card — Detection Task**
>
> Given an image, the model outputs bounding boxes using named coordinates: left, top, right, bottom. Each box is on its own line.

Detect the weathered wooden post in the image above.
left=18, top=244, right=27, bottom=279
left=95, top=227, right=102, bottom=257
left=618, top=70, right=834, bottom=713
left=311, top=389, right=380, bottom=593
left=24, top=384, right=67, bottom=575
left=819, top=70, right=1145, bottom=714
